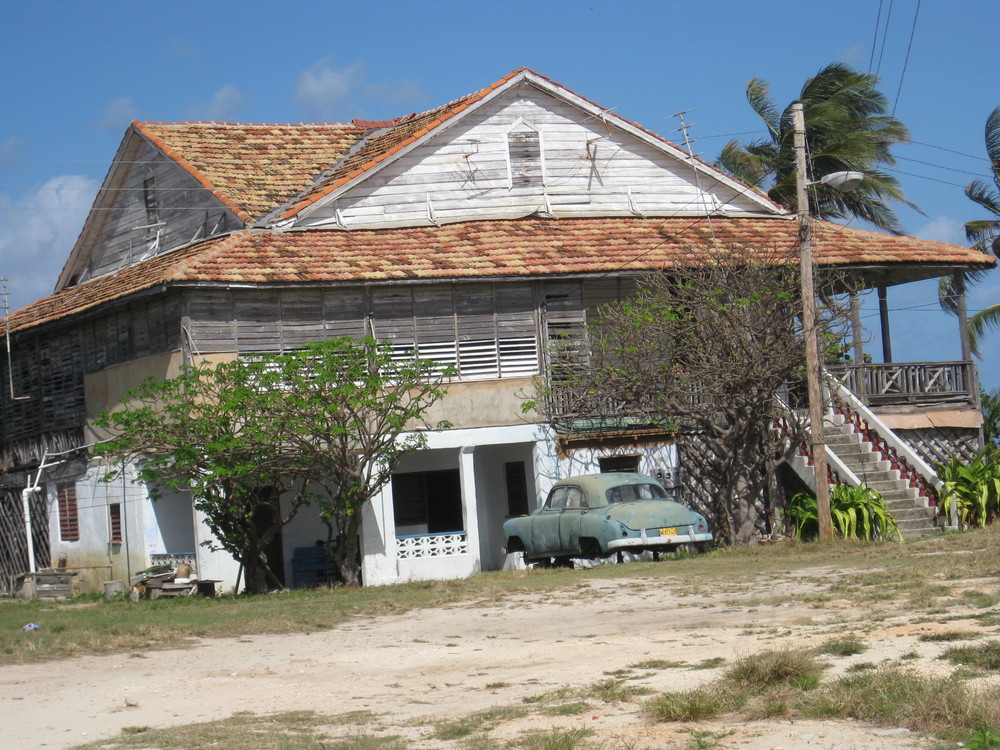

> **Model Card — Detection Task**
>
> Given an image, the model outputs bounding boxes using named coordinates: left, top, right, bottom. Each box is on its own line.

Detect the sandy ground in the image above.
left=2, top=566, right=994, bottom=750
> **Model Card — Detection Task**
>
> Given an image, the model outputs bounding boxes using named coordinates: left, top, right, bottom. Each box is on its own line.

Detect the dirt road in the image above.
left=1, top=567, right=985, bottom=749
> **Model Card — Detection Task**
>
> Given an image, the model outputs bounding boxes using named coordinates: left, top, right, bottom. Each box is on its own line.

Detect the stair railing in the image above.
left=826, top=373, right=941, bottom=505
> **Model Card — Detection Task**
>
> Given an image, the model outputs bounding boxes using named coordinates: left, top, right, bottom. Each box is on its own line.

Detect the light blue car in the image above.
left=503, top=473, right=712, bottom=566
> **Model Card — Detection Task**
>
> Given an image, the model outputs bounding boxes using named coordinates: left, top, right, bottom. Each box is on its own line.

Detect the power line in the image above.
left=891, top=0, right=921, bottom=116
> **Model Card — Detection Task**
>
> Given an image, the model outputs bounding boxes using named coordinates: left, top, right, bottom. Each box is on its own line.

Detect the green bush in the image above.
left=936, top=452, right=1000, bottom=528
left=789, top=484, right=900, bottom=541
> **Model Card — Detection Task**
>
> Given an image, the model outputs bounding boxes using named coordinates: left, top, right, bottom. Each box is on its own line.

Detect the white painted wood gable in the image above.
left=55, top=128, right=241, bottom=293
left=293, top=75, right=781, bottom=230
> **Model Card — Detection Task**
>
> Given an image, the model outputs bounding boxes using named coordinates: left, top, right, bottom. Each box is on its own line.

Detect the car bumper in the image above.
left=607, top=531, right=713, bottom=551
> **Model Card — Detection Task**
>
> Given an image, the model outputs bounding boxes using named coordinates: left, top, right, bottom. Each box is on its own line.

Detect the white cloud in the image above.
left=915, top=216, right=967, bottom=246
left=95, top=97, right=139, bottom=133
left=294, top=58, right=425, bottom=120
left=191, top=84, right=246, bottom=121
left=0, top=175, right=98, bottom=312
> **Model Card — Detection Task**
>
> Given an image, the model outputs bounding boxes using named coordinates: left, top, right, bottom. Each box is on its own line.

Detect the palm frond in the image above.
left=969, top=303, right=1000, bottom=358
left=746, top=78, right=781, bottom=140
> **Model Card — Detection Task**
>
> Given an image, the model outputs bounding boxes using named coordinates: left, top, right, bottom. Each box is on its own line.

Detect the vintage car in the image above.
left=503, top=472, right=712, bottom=565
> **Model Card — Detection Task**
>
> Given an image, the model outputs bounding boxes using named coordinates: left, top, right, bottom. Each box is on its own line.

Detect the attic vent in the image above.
left=143, top=176, right=159, bottom=223
left=507, top=124, right=543, bottom=188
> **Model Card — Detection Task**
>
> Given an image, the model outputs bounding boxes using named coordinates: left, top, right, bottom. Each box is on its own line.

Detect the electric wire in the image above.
left=891, top=0, right=922, bottom=116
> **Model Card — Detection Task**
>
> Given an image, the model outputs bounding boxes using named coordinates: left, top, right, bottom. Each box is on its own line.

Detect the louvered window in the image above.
left=58, top=483, right=79, bottom=542
left=143, top=176, right=158, bottom=223
left=109, top=503, right=123, bottom=544
left=507, top=125, right=543, bottom=188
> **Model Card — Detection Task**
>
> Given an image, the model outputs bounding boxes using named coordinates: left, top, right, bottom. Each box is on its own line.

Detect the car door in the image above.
left=558, top=485, right=588, bottom=554
left=531, top=486, right=566, bottom=556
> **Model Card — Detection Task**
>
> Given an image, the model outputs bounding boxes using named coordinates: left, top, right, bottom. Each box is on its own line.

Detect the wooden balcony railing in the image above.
left=830, top=361, right=978, bottom=408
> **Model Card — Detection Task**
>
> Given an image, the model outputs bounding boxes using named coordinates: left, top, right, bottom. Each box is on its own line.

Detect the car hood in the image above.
left=602, top=500, right=700, bottom=529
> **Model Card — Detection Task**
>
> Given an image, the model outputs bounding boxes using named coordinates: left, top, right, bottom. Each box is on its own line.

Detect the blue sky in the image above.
left=1, top=0, right=997, bottom=390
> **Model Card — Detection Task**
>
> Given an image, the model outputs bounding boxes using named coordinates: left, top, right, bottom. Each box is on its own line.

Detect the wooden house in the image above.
left=1, top=68, right=994, bottom=592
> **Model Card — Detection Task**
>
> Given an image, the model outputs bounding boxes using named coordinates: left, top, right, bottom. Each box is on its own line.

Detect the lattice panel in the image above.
left=0, top=487, right=50, bottom=595
left=895, top=427, right=981, bottom=467
left=396, top=532, right=468, bottom=559
left=677, top=431, right=771, bottom=541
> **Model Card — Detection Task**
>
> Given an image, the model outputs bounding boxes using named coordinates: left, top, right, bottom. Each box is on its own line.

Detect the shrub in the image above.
left=936, top=452, right=1000, bottom=528
left=789, top=484, right=900, bottom=541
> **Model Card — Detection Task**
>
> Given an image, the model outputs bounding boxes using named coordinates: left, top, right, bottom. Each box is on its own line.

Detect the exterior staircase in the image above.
left=823, top=414, right=940, bottom=540
left=779, top=375, right=944, bottom=541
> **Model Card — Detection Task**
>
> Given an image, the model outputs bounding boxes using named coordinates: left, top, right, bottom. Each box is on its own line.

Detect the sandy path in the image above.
left=0, top=573, right=971, bottom=749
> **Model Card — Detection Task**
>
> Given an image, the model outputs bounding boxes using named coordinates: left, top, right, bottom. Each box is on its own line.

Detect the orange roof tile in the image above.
left=9, top=218, right=992, bottom=334
left=135, top=122, right=371, bottom=220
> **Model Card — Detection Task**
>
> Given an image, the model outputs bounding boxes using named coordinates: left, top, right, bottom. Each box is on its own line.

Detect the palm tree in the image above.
left=717, top=62, right=912, bottom=234
left=961, top=106, right=1000, bottom=356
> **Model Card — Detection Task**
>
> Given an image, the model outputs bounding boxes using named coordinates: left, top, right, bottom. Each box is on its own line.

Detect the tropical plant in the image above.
left=983, top=387, right=1000, bottom=452
left=936, top=451, right=1000, bottom=528
left=717, top=62, right=911, bottom=234
left=959, top=105, right=1000, bottom=355
left=788, top=484, right=900, bottom=541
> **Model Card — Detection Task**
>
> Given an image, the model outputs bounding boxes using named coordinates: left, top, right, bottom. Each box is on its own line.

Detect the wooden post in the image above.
left=793, top=102, right=833, bottom=542
left=878, top=285, right=892, bottom=363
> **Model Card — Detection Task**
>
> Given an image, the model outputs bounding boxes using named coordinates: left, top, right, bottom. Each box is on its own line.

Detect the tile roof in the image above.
left=9, top=217, right=993, bottom=334
left=135, top=122, right=371, bottom=220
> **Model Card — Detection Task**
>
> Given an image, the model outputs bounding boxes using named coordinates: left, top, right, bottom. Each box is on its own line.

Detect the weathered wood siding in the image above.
left=0, top=295, right=182, bottom=464
left=73, top=137, right=239, bottom=284
left=300, top=81, right=768, bottom=229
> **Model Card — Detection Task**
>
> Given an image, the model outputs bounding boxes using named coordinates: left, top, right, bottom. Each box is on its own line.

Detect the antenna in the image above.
left=673, top=111, right=719, bottom=248
left=2, top=278, right=31, bottom=401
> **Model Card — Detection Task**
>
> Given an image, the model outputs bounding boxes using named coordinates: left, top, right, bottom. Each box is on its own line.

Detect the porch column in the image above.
left=850, top=291, right=866, bottom=400
left=877, top=285, right=893, bottom=363
left=954, top=272, right=973, bottom=362
left=531, top=427, right=559, bottom=512
left=360, top=476, right=397, bottom=586
left=459, top=446, right=481, bottom=573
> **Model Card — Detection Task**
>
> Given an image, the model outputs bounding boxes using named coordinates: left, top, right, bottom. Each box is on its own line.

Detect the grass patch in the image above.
left=818, top=635, right=866, bottom=657
left=432, top=705, right=528, bottom=740
left=692, top=656, right=726, bottom=669
left=587, top=677, right=651, bottom=702
left=629, top=658, right=687, bottom=669
left=68, top=711, right=399, bottom=750
left=962, top=590, right=999, bottom=609
left=724, top=648, right=824, bottom=691
left=919, top=630, right=979, bottom=642
left=506, top=728, right=594, bottom=750
left=942, top=641, right=1000, bottom=671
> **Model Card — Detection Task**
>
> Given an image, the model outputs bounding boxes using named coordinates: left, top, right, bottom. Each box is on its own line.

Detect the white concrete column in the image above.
left=361, top=480, right=397, bottom=586
left=531, top=426, right=559, bottom=511
left=459, top=445, right=481, bottom=574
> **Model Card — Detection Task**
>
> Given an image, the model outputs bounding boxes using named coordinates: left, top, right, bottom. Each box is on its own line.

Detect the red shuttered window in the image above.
left=57, top=483, right=80, bottom=542
left=109, top=503, right=123, bottom=544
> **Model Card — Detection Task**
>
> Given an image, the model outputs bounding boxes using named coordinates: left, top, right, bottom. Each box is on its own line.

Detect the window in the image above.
left=599, top=455, right=640, bottom=473
left=57, top=483, right=79, bottom=542
left=507, top=124, right=542, bottom=188
left=143, top=176, right=159, bottom=223
left=392, top=470, right=464, bottom=534
left=504, top=462, right=529, bottom=517
left=109, top=503, right=123, bottom=544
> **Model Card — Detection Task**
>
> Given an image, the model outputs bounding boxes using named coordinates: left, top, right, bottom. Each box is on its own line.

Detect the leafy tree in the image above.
left=717, top=62, right=911, bottom=234
left=257, top=338, right=452, bottom=586
left=96, top=337, right=451, bottom=591
left=527, top=247, right=852, bottom=545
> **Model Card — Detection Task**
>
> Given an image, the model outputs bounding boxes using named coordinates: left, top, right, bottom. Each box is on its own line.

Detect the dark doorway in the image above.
left=392, top=470, right=463, bottom=533
left=252, top=496, right=285, bottom=587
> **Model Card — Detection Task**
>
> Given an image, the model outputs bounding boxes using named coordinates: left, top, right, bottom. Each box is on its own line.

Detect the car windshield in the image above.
left=606, top=483, right=668, bottom=504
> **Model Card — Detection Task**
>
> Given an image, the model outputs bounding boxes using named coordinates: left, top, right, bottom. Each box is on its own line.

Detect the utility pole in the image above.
left=792, top=102, right=833, bottom=542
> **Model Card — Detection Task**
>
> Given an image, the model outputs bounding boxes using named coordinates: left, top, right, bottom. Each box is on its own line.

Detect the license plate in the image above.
left=659, top=527, right=677, bottom=536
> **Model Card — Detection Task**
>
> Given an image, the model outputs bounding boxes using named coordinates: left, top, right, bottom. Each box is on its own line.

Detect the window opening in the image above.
left=58, top=483, right=79, bottom=542
left=392, top=470, right=463, bottom=534
left=504, top=462, right=529, bottom=516
left=109, top=503, right=123, bottom=544
left=142, top=176, right=159, bottom=223
left=599, top=455, right=641, bottom=473
left=507, top=124, right=543, bottom=188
